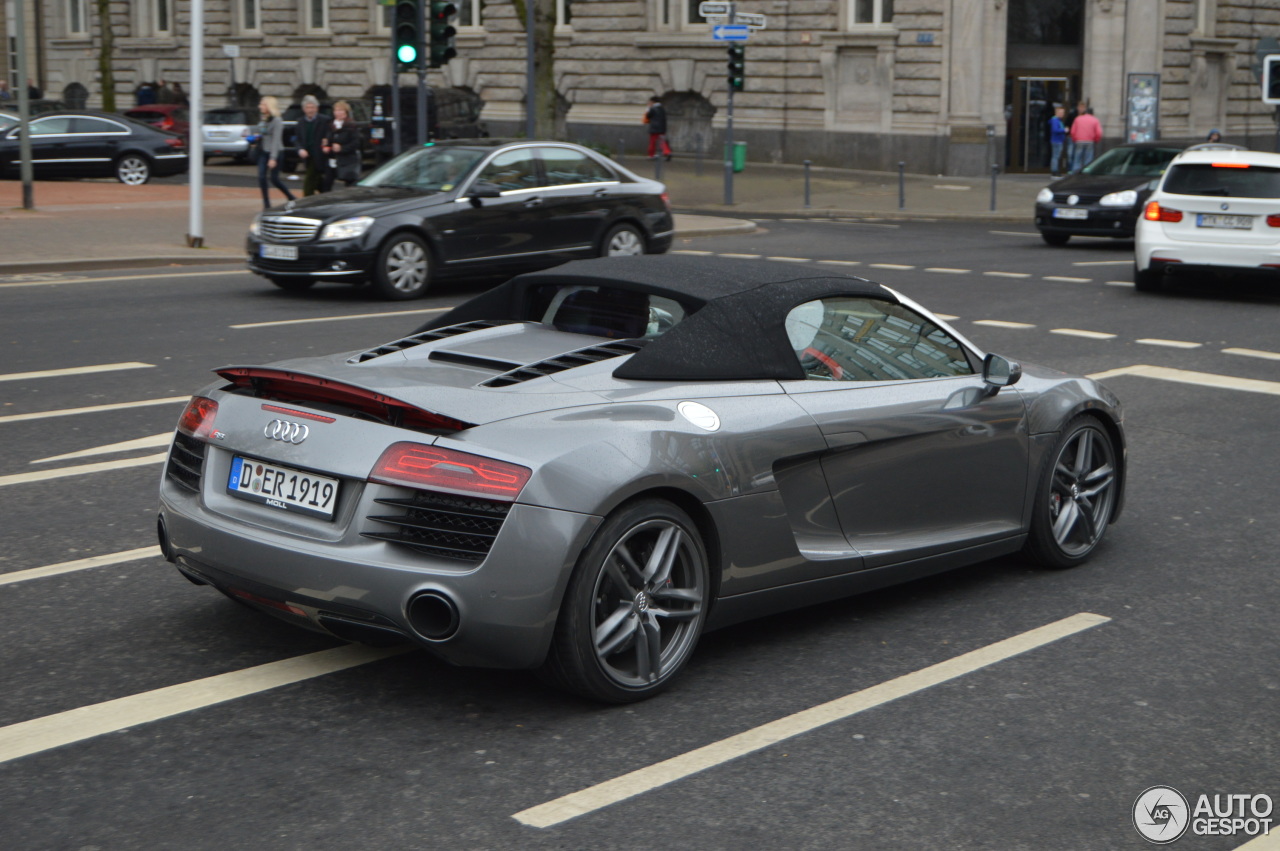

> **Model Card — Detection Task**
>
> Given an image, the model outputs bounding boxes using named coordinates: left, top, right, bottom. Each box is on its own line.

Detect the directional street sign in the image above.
left=699, top=1, right=731, bottom=16
left=713, top=24, right=749, bottom=41
left=735, top=12, right=766, bottom=29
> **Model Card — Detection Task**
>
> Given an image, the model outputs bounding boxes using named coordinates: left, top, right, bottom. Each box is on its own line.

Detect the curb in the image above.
left=673, top=206, right=1028, bottom=224
left=0, top=254, right=244, bottom=275
left=673, top=220, right=758, bottom=238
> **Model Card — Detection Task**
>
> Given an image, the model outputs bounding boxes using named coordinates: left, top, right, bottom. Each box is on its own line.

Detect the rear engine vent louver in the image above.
left=481, top=339, right=646, bottom=388
left=348, top=320, right=518, bottom=364
left=166, top=432, right=206, bottom=493
left=362, top=490, right=511, bottom=562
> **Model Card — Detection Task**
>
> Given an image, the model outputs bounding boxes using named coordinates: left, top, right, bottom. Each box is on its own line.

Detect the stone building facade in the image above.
left=9, top=0, right=1280, bottom=175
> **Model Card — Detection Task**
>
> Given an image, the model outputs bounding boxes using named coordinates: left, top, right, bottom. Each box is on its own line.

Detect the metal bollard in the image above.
left=990, top=163, right=999, bottom=212
left=898, top=162, right=905, bottom=210
left=803, top=160, right=812, bottom=209
left=695, top=134, right=704, bottom=177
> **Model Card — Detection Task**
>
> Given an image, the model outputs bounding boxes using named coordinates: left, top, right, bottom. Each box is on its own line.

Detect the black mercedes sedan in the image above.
left=1033, top=143, right=1183, bottom=245
left=247, top=140, right=674, bottom=299
left=0, top=110, right=188, bottom=184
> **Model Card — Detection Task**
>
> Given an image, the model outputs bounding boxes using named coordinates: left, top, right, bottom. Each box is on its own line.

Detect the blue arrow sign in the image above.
left=713, top=25, right=749, bottom=41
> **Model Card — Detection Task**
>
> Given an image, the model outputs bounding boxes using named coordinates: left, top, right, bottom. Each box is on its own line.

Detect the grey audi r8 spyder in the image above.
left=158, top=256, right=1125, bottom=702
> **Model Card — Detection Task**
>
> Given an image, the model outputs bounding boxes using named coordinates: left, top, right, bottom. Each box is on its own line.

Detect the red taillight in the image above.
left=661, top=192, right=671, bottom=209
left=177, top=396, right=218, bottom=438
left=370, top=443, right=531, bottom=501
left=1211, top=162, right=1249, bottom=169
left=261, top=404, right=336, bottom=423
left=166, top=136, right=185, bottom=147
left=1266, top=215, right=1280, bottom=228
left=160, top=117, right=174, bottom=130
left=1144, top=201, right=1182, bottom=223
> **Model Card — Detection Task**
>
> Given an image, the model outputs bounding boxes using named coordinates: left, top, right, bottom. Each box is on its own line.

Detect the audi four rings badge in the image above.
left=264, top=419, right=309, bottom=444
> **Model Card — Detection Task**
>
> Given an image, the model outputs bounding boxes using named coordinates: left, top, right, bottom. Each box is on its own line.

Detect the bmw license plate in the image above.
left=227, top=456, right=339, bottom=519
left=1196, top=214, right=1252, bottom=229
left=260, top=244, right=298, bottom=260
left=1053, top=208, right=1089, bottom=220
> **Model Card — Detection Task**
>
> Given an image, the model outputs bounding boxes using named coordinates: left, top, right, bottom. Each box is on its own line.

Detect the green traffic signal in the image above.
left=394, top=0, right=425, bottom=71
left=397, top=44, right=418, bottom=65
left=727, top=44, right=746, bottom=92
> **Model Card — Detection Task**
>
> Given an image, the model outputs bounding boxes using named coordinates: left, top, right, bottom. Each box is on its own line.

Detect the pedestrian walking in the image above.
left=1205, top=128, right=1222, bottom=143
left=27, top=78, right=42, bottom=100
left=171, top=82, right=189, bottom=108
left=322, top=100, right=362, bottom=191
left=0, top=80, right=12, bottom=102
left=256, top=96, right=297, bottom=210
left=156, top=79, right=176, bottom=105
left=644, top=96, right=672, bottom=161
left=1048, top=105, right=1067, bottom=177
left=1069, top=106, right=1102, bottom=172
left=135, top=80, right=157, bottom=106
left=295, top=95, right=332, bottom=196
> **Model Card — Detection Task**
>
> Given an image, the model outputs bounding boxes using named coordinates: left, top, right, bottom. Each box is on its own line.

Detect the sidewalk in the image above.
left=0, top=159, right=1044, bottom=273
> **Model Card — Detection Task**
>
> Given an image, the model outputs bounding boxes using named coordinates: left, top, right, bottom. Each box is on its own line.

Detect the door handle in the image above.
left=593, top=188, right=609, bottom=197
left=524, top=196, right=542, bottom=208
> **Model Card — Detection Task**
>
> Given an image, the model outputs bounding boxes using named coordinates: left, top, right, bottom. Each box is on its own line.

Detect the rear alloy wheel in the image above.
left=543, top=499, right=708, bottom=703
left=1134, top=263, right=1164, bottom=293
left=1040, top=231, right=1070, bottom=246
left=1024, top=416, right=1119, bottom=569
left=601, top=223, right=646, bottom=257
left=268, top=276, right=316, bottom=293
left=115, top=154, right=152, bottom=185
left=372, top=233, right=430, bottom=300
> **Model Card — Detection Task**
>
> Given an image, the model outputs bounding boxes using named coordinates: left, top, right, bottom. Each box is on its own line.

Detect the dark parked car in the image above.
left=122, top=104, right=191, bottom=141
left=0, top=99, right=67, bottom=117
left=158, top=255, right=1126, bottom=702
left=0, top=110, right=188, bottom=184
left=247, top=140, right=674, bottom=299
left=1034, top=143, right=1183, bottom=245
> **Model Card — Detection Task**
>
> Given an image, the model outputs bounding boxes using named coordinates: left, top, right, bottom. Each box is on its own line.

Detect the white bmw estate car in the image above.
left=1134, top=148, right=1280, bottom=292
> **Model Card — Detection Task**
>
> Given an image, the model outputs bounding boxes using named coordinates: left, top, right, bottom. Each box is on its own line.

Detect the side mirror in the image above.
left=982, top=353, right=1022, bottom=389
left=467, top=180, right=501, bottom=207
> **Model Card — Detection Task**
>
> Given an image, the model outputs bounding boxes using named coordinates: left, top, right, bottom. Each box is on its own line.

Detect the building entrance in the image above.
left=1007, top=76, right=1072, bottom=173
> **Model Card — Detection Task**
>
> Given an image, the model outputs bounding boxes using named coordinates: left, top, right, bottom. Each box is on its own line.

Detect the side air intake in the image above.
left=480, top=339, right=646, bottom=388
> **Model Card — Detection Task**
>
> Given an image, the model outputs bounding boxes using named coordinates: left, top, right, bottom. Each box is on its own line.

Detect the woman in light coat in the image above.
left=256, top=96, right=296, bottom=209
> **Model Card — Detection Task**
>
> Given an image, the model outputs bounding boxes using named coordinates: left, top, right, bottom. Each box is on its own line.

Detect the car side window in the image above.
left=538, top=147, right=614, bottom=186
left=475, top=149, right=542, bottom=192
left=29, top=117, right=75, bottom=136
left=786, top=297, right=975, bottom=382
left=72, top=117, right=125, bottom=134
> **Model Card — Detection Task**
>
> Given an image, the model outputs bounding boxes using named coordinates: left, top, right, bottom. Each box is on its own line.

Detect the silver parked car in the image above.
left=157, top=256, right=1126, bottom=702
left=201, top=107, right=256, bottom=161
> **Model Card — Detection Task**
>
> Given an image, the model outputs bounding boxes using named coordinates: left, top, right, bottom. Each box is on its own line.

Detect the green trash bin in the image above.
left=725, top=141, right=747, bottom=173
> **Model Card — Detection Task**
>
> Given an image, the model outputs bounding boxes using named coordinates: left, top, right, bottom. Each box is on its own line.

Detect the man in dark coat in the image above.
left=295, top=95, right=332, bottom=196
left=645, top=96, right=672, bottom=161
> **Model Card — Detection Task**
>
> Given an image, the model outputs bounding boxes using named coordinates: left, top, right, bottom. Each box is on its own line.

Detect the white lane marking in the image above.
left=514, top=613, right=1111, bottom=828
left=1043, top=276, right=1093, bottom=283
left=0, top=396, right=186, bottom=425
left=231, top=307, right=450, bottom=329
left=933, top=184, right=971, bottom=191
left=984, top=271, right=1032, bottom=279
left=1105, top=280, right=1135, bottom=287
left=924, top=267, right=971, bottom=274
left=0, top=454, right=167, bottom=488
left=1051, top=328, right=1116, bottom=340
left=766, top=256, right=812, bottom=263
left=0, top=645, right=410, bottom=765
left=0, top=270, right=246, bottom=289
left=989, top=231, right=1041, bottom=237
left=973, top=320, right=1035, bottom=329
left=1136, top=338, right=1202, bottom=349
left=933, top=314, right=960, bottom=321
left=0, top=362, right=153, bottom=383
left=869, top=263, right=915, bottom=270
left=1223, top=347, right=1280, bottom=362
left=32, top=433, right=171, bottom=465
left=1072, top=260, right=1133, bottom=266
left=0, top=546, right=161, bottom=587
left=816, top=259, right=862, bottom=266
left=1087, top=365, right=1280, bottom=396
left=717, top=253, right=761, bottom=259
left=1232, top=829, right=1280, bottom=850
left=672, top=250, right=715, bottom=255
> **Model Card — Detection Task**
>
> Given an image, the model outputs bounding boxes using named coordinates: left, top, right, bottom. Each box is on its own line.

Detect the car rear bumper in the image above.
left=1135, top=228, right=1280, bottom=273
left=1034, top=204, right=1137, bottom=238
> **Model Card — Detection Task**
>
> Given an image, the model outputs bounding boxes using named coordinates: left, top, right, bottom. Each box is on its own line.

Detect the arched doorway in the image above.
left=291, top=83, right=328, bottom=106
left=1004, top=0, right=1083, bottom=173
left=229, top=83, right=260, bottom=112
left=661, top=91, right=715, bottom=157
left=62, top=82, right=89, bottom=109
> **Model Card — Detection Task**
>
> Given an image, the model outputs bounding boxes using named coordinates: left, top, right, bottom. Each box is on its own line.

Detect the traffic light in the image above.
left=727, top=44, right=746, bottom=92
left=393, top=0, right=425, bottom=71
left=430, top=1, right=458, bottom=68
left=1265, top=55, right=1280, bottom=104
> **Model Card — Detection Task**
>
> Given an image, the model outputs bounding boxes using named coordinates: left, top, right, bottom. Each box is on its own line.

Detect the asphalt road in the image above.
left=1, top=221, right=1278, bottom=850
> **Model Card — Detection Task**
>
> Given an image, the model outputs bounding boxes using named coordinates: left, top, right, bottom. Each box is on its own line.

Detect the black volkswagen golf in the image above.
left=247, top=140, right=674, bottom=299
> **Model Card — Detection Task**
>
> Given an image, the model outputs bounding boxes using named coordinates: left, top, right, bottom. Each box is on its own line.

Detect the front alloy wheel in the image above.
left=372, top=233, right=430, bottom=300
left=543, top=500, right=708, bottom=702
left=116, top=155, right=151, bottom=185
left=1025, top=416, right=1119, bottom=568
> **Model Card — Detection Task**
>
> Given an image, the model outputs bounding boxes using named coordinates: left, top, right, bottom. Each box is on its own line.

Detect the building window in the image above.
left=1195, top=0, right=1216, bottom=36
left=555, top=0, right=572, bottom=31
left=655, top=0, right=707, bottom=30
left=67, top=0, right=88, bottom=35
left=239, top=0, right=261, bottom=33
left=458, top=0, right=482, bottom=29
left=155, top=0, right=173, bottom=34
left=849, top=0, right=893, bottom=26
left=308, top=0, right=328, bottom=32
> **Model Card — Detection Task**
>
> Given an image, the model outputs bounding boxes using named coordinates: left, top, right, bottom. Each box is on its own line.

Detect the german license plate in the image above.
left=227, top=456, right=339, bottom=519
left=1196, top=214, right=1252, bottom=229
left=371, top=127, right=385, bottom=140
left=1053, top=208, right=1089, bottom=220
left=260, top=244, right=298, bottom=260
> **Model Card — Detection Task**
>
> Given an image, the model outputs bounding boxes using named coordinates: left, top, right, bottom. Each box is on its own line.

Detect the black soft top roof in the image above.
left=418, top=255, right=896, bottom=381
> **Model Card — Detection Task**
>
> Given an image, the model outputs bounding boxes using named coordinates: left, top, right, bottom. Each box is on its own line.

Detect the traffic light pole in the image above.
left=723, top=3, right=735, bottom=206
left=418, top=69, right=428, bottom=145
left=392, top=57, right=402, bottom=156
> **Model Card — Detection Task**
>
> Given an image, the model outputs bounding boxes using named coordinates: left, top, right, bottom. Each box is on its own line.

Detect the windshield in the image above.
left=1162, top=163, right=1280, bottom=198
left=1081, top=146, right=1181, bottom=177
left=205, top=110, right=250, bottom=125
left=359, top=146, right=487, bottom=192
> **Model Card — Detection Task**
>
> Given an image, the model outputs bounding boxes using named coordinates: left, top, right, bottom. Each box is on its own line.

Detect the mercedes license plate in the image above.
left=260, top=244, right=298, bottom=260
left=1053, top=208, right=1089, bottom=220
left=228, top=456, right=339, bottom=519
left=1196, top=214, right=1252, bottom=230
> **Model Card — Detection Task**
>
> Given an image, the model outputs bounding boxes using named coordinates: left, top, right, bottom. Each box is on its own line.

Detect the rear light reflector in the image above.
left=1144, top=202, right=1182, bottom=223
left=165, top=136, right=185, bottom=147
left=661, top=192, right=671, bottom=209
left=227, top=587, right=307, bottom=617
left=370, top=443, right=531, bottom=501
left=177, top=396, right=218, bottom=438
left=1266, top=215, right=1280, bottom=228
left=1150, top=257, right=1182, bottom=265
